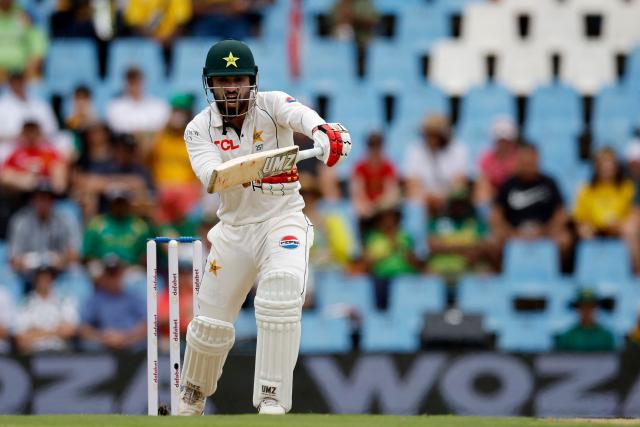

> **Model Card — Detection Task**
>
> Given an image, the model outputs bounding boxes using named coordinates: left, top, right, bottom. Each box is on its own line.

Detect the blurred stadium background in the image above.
left=1, top=0, right=640, bottom=418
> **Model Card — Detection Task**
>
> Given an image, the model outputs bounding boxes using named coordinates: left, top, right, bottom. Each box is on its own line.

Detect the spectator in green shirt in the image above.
left=82, top=188, right=152, bottom=266
left=0, top=0, right=47, bottom=81
left=364, top=206, right=420, bottom=308
left=555, top=288, right=616, bottom=352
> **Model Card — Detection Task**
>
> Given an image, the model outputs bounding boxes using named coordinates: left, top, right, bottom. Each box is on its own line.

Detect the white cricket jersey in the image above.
left=184, top=91, right=325, bottom=226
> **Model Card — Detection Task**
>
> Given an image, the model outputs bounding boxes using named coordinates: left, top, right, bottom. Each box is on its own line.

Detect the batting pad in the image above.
left=182, top=316, right=235, bottom=396
left=253, top=270, right=303, bottom=412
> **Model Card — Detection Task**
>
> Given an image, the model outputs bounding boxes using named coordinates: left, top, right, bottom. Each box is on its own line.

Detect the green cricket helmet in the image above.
left=202, top=39, right=259, bottom=117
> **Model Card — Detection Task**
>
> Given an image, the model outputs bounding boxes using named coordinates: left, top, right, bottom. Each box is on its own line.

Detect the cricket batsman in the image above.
left=178, top=39, right=351, bottom=415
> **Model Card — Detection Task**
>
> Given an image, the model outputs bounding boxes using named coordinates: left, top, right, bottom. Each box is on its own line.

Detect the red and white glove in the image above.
left=312, top=123, right=351, bottom=167
left=253, top=167, right=300, bottom=195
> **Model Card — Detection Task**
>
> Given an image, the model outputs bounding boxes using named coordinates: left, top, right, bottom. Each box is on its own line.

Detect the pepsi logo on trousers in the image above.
left=280, top=235, right=300, bottom=250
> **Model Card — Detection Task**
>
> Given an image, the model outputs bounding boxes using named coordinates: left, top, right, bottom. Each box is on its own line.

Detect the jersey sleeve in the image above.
left=268, top=91, right=326, bottom=138
left=184, top=115, right=222, bottom=190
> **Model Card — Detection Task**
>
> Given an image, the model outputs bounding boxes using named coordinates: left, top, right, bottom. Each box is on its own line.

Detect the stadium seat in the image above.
left=106, top=38, right=166, bottom=95
left=326, top=85, right=385, bottom=130
left=496, top=315, right=554, bottom=352
left=524, top=82, right=582, bottom=142
left=456, top=83, right=515, bottom=162
left=560, top=42, right=615, bottom=95
left=396, top=4, right=449, bottom=52
left=54, top=264, right=93, bottom=309
left=171, top=38, right=218, bottom=94
left=0, top=264, right=24, bottom=303
left=300, top=312, right=352, bottom=354
left=0, top=241, right=6, bottom=264
left=585, top=281, right=639, bottom=337
left=301, top=39, right=357, bottom=93
left=45, top=39, right=99, bottom=94
left=394, top=82, right=448, bottom=128
left=401, top=200, right=429, bottom=259
left=502, top=239, right=560, bottom=280
left=604, top=0, right=640, bottom=52
left=430, top=40, right=484, bottom=95
left=388, top=275, right=447, bottom=331
left=575, top=239, right=633, bottom=283
left=528, top=1, right=581, bottom=52
left=461, top=2, right=516, bottom=53
left=260, top=0, right=289, bottom=42
left=385, top=121, right=421, bottom=166
left=457, top=275, right=500, bottom=318
left=315, top=272, right=376, bottom=316
left=361, top=311, right=420, bottom=353
left=624, top=46, right=640, bottom=96
left=545, top=160, right=590, bottom=207
left=534, top=134, right=581, bottom=176
left=496, top=42, right=551, bottom=95
left=592, top=84, right=636, bottom=154
left=249, top=39, right=291, bottom=92
left=365, top=39, right=423, bottom=91
left=434, top=0, right=483, bottom=16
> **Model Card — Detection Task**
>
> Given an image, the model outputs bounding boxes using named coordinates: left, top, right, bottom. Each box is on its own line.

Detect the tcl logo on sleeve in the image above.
left=213, top=139, right=240, bottom=151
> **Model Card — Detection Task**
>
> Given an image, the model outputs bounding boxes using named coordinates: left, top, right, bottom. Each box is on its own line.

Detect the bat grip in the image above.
left=296, top=145, right=324, bottom=163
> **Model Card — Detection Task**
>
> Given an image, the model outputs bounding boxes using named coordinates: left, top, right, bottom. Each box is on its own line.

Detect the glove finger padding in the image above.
left=253, top=167, right=300, bottom=195
left=313, top=123, right=351, bottom=167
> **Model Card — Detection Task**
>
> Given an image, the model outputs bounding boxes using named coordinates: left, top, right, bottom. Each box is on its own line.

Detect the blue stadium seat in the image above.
left=434, top=0, right=483, bottom=15
left=592, top=84, right=636, bottom=154
left=384, top=121, right=421, bottom=166
left=301, top=39, right=357, bottom=92
left=548, top=161, right=591, bottom=207
left=388, top=275, right=446, bottom=331
left=397, top=5, right=449, bottom=51
left=456, top=83, right=516, bottom=162
left=302, top=0, right=334, bottom=14
left=0, top=265, right=24, bottom=303
left=502, top=239, right=560, bottom=280
left=0, top=241, right=6, bottom=264
left=524, top=83, right=582, bottom=142
left=235, top=308, right=257, bottom=341
left=249, top=38, right=290, bottom=91
left=497, top=315, right=554, bottom=352
left=394, top=82, right=448, bottom=127
left=260, top=1, right=289, bottom=42
left=55, top=198, right=83, bottom=233
left=361, top=311, right=420, bottom=352
left=585, top=282, right=639, bottom=338
left=401, top=200, right=429, bottom=258
left=54, top=264, right=93, bottom=309
left=624, top=46, right=640, bottom=95
left=373, top=0, right=425, bottom=13
left=45, top=39, right=99, bottom=94
left=575, top=239, right=632, bottom=283
left=171, top=38, right=218, bottom=94
left=300, top=312, right=352, bottom=353
left=326, top=85, right=385, bottom=130
left=365, top=40, right=423, bottom=91
left=457, top=274, right=500, bottom=317
left=106, top=38, right=166, bottom=96
left=315, top=272, right=376, bottom=316
left=535, top=134, right=581, bottom=176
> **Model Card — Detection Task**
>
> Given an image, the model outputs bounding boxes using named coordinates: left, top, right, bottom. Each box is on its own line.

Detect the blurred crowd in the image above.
left=1, top=0, right=640, bottom=355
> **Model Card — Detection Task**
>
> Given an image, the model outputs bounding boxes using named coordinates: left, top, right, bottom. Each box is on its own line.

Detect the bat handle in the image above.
left=296, top=145, right=324, bottom=163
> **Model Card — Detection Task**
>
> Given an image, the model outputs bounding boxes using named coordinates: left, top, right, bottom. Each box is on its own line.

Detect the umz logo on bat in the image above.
left=262, top=152, right=296, bottom=176
left=261, top=385, right=277, bottom=395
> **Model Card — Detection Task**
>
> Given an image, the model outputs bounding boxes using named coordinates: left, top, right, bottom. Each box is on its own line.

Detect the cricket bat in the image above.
left=207, top=145, right=323, bottom=193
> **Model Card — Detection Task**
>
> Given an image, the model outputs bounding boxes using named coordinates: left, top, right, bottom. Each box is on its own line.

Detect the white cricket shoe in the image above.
left=178, top=385, right=206, bottom=416
left=258, top=398, right=285, bottom=415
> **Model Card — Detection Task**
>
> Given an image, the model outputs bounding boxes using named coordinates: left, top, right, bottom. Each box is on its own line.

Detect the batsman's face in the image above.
left=211, top=75, right=252, bottom=114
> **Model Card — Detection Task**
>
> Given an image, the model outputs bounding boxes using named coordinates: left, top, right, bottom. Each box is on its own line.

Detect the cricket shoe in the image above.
left=258, top=398, right=285, bottom=415
left=178, top=384, right=206, bottom=416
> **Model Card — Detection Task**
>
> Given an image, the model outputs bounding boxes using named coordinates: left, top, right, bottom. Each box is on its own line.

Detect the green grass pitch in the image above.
left=0, top=415, right=638, bottom=427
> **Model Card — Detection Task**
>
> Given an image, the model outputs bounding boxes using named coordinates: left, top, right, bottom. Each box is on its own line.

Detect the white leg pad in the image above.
left=252, top=270, right=303, bottom=412
left=181, top=316, right=235, bottom=396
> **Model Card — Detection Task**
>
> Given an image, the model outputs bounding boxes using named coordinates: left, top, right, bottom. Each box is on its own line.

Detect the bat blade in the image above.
left=207, top=146, right=300, bottom=193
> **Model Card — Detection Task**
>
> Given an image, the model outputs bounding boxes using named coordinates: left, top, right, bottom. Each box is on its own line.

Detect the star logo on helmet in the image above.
left=223, top=52, right=239, bottom=68
left=253, top=128, right=264, bottom=144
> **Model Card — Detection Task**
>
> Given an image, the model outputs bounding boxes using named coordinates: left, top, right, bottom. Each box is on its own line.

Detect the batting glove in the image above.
left=312, top=123, right=351, bottom=167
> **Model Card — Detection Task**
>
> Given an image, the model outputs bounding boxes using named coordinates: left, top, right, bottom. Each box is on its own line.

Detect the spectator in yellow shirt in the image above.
left=146, top=93, right=201, bottom=223
left=123, top=0, right=191, bottom=46
left=574, top=147, right=640, bottom=271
